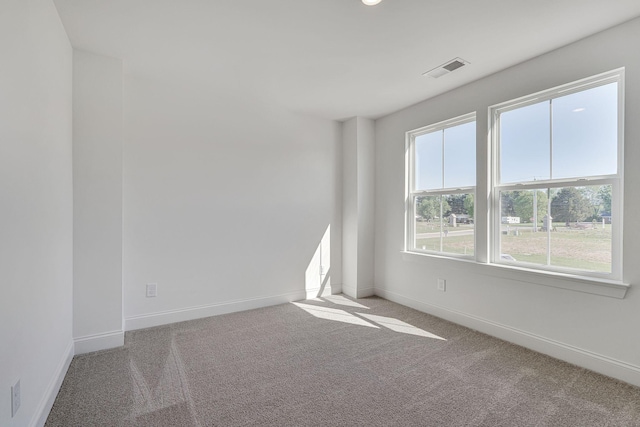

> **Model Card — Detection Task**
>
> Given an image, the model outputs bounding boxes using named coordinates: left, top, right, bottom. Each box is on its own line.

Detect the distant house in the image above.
left=601, top=212, right=612, bottom=224
left=456, top=214, right=473, bottom=224
left=501, top=216, right=521, bottom=224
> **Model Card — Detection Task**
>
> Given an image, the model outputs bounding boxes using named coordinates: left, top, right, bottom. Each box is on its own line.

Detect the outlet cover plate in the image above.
left=437, top=278, right=446, bottom=292
left=146, top=283, right=158, bottom=297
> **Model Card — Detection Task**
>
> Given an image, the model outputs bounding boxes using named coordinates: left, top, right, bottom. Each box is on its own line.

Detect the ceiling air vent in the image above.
left=423, top=57, right=469, bottom=79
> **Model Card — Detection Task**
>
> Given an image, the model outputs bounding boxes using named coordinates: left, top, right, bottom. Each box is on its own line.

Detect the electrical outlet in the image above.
left=11, top=379, right=20, bottom=417
left=146, top=283, right=157, bottom=297
left=437, top=278, right=446, bottom=292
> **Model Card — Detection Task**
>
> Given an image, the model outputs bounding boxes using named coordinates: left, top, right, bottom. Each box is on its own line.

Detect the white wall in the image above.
left=73, top=50, right=124, bottom=353
left=0, top=0, right=73, bottom=426
left=122, top=76, right=342, bottom=329
left=375, top=17, right=640, bottom=386
left=356, top=118, right=375, bottom=297
left=342, top=119, right=358, bottom=296
left=342, top=117, right=376, bottom=298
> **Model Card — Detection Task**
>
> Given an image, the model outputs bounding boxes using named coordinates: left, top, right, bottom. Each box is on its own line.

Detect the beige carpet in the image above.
left=46, top=295, right=640, bottom=426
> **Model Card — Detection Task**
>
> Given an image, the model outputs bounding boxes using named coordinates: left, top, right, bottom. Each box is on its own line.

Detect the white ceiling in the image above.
left=53, top=0, right=640, bottom=120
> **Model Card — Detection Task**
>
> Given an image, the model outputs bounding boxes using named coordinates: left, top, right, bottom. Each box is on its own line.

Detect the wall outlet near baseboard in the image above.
left=11, top=379, right=20, bottom=417
left=146, top=283, right=158, bottom=297
left=437, top=278, right=446, bottom=292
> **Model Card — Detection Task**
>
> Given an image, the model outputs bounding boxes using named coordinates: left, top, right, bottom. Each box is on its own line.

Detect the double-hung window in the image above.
left=491, top=69, right=624, bottom=279
left=406, top=113, right=476, bottom=257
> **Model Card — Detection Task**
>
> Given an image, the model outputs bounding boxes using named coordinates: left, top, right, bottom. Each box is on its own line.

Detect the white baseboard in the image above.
left=74, top=330, right=125, bottom=355
left=125, top=290, right=307, bottom=331
left=342, top=284, right=356, bottom=299
left=375, top=288, right=640, bottom=388
left=331, top=283, right=343, bottom=295
left=32, top=340, right=74, bottom=427
left=357, top=286, right=375, bottom=298
left=341, top=285, right=374, bottom=299
left=305, top=283, right=342, bottom=299
left=306, top=286, right=330, bottom=299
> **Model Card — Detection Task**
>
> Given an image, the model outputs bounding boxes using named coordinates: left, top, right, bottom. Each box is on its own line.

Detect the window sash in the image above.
left=491, top=73, right=621, bottom=118
left=408, top=192, right=476, bottom=257
left=408, top=112, right=476, bottom=193
left=495, top=176, right=617, bottom=192
left=410, top=186, right=475, bottom=198
left=489, top=69, right=624, bottom=280
left=492, top=182, right=619, bottom=276
left=494, top=79, right=621, bottom=186
left=406, top=113, right=476, bottom=257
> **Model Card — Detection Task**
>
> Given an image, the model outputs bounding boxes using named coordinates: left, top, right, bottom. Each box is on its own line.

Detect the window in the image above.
left=406, top=113, right=476, bottom=257
left=491, top=70, right=623, bottom=279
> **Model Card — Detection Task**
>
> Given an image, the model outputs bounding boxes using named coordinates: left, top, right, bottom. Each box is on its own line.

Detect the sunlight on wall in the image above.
left=305, top=225, right=331, bottom=298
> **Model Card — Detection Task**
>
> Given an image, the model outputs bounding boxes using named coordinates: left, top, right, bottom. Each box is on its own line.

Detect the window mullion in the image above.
left=549, top=99, right=553, bottom=181
left=439, top=196, right=444, bottom=252
left=547, top=99, right=552, bottom=267
left=547, top=189, right=551, bottom=266
left=441, top=129, right=445, bottom=189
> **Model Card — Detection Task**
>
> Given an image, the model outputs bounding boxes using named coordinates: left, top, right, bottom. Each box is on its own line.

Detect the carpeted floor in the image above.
left=46, top=295, right=640, bottom=426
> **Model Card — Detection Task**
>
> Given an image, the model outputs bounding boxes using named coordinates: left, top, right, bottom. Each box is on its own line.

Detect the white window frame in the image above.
left=489, top=69, right=624, bottom=281
left=405, top=112, right=476, bottom=259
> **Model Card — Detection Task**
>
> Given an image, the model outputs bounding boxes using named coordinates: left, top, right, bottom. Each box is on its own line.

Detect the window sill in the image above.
left=401, top=251, right=629, bottom=299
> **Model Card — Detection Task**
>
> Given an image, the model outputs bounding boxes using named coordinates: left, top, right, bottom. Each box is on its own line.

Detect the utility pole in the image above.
left=533, top=190, right=538, bottom=232
left=532, top=183, right=538, bottom=233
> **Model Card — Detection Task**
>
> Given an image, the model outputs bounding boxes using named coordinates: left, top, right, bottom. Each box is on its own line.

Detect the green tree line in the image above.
left=416, top=194, right=474, bottom=221
left=501, top=186, right=611, bottom=223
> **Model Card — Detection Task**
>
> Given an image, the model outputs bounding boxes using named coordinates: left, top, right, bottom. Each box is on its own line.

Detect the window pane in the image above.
left=499, top=186, right=613, bottom=273
left=549, top=185, right=612, bottom=273
left=552, top=83, right=618, bottom=179
left=444, top=121, right=476, bottom=188
left=441, top=194, right=475, bottom=256
left=415, top=131, right=442, bottom=190
left=500, top=101, right=550, bottom=183
left=414, top=195, right=443, bottom=252
left=499, top=190, right=548, bottom=266
left=414, top=194, right=474, bottom=256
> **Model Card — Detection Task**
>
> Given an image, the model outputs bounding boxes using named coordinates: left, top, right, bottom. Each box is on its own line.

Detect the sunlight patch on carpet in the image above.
left=321, top=295, right=370, bottom=309
left=357, top=313, right=447, bottom=340
left=292, top=303, right=378, bottom=328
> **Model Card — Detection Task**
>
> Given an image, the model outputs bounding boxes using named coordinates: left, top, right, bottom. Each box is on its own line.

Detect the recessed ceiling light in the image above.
left=362, top=0, right=382, bottom=5
left=573, top=108, right=586, bottom=112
